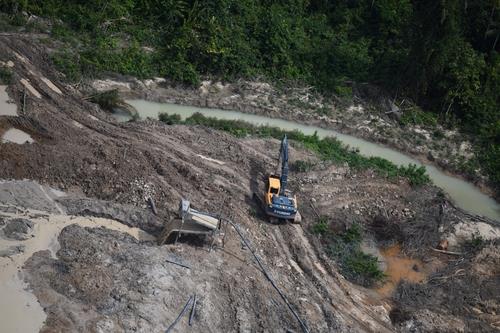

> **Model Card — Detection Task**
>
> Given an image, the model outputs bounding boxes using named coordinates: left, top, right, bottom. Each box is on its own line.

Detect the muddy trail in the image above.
left=0, top=34, right=499, bottom=332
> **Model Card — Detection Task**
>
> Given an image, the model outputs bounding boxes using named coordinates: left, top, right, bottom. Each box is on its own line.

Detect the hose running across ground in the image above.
left=224, top=218, right=310, bottom=333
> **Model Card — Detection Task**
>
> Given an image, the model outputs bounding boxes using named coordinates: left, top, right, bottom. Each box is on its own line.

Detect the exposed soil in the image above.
left=0, top=33, right=499, bottom=332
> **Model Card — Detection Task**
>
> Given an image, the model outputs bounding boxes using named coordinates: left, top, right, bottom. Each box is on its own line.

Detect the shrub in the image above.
left=343, top=249, right=385, bottom=283
left=52, top=51, right=82, bottom=82
left=0, top=67, right=12, bottom=84
left=311, top=216, right=329, bottom=234
left=292, top=160, right=315, bottom=172
left=89, top=89, right=121, bottom=111
left=326, top=224, right=385, bottom=287
left=398, top=164, right=430, bottom=186
left=158, top=113, right=182, bottom=125
left=400, top=107, right=438, bottom=127
left=342, top=223, right=362, bottom=243
left=463, top=232, right=485, bottom=253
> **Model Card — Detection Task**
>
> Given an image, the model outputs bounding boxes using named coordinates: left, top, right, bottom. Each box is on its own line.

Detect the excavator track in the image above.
left=252, top=192, right=300, bottom=224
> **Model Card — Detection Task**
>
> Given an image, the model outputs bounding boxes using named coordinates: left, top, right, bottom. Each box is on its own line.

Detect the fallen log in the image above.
left=430, top=247, right=463, bottom=256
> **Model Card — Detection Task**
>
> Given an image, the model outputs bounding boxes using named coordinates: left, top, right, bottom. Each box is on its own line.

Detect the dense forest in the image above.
left=0, top=0, right=499, bottom=191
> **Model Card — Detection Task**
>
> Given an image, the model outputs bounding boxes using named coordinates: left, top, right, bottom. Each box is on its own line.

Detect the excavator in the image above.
left=256, top=135, right=300, bottom=223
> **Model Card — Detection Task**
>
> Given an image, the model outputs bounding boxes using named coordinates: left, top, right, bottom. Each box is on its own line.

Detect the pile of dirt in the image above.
left=3, top=218, right=34, bottom=240
left=57, top=197, right=164, bottom=234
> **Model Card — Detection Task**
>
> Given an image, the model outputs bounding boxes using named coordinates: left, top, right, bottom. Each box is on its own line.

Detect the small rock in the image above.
left=0, top=245, right=25, bottom=257
left=427, top=151, right=436, bottom=161
left=436, top=239, right=449, bottom=251
left=471, top=307, right=483, bottom=315
left=3, top=218, right=35, bottom=240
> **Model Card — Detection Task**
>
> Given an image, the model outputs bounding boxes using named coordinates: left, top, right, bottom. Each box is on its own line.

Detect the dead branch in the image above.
left=430, top=247, right=464, bottom=256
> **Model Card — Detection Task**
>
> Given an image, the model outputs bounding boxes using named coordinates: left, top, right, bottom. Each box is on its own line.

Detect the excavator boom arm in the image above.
left=279, top=135, right=289, bottom=196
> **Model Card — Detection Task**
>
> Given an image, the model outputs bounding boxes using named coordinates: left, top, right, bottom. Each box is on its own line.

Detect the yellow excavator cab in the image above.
left=266, top=176, right=281, bottom=205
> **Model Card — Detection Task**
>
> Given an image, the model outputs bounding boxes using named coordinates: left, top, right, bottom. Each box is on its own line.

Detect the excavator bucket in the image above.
left=158, top=199, right=220, bottom=245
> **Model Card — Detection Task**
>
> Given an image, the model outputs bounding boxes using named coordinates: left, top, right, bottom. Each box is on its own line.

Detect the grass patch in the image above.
left=311, top=216, right=329, bottom=234
left=0, top=67, right=13, bottom=84
left=400, top=107, right=438, bottom=127
left=160, top=112, right=431, bottom=186
left=292, top=160, right=315, bottom=172
left=52, top=51, right=83, bottom=82
left=462, top=232, right=486, bottom=253
left=311, top=218, right=384, bottom=286
left=248, top=207, right=257, bottom=218
left=158, top=113, right=182, bottom=125
left=316, top=220, right=384, bottom=286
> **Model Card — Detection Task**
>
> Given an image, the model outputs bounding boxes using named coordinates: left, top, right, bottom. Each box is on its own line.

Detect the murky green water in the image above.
left=124, top=100, right=500, bottom=222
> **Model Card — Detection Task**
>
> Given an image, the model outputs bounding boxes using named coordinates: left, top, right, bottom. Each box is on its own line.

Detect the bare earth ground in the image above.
left=0, top=34, right=499, bottom=332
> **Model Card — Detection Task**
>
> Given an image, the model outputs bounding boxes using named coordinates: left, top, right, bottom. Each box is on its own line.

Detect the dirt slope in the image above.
left=0, top=34, right=498, bottom=332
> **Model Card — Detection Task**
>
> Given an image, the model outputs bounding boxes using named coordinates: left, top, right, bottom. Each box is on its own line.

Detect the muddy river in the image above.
left=124, top=100, right=500, bottom=222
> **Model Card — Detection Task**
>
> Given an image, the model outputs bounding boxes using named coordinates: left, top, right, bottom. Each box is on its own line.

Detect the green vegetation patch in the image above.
left=0, top=67, right=12, bottom=84
left=462, top=232, right=486, bottom=253
left=89, top=89, right=121, bottom=111
left=312, top=220, right=384, bottom=287
left=311, top=216, right=329, bottom=235
left=399, top=107, right=438, bottom=127
left=291, top=160, right=315, bottom=172
left=160, top=112, right=431, bottom=186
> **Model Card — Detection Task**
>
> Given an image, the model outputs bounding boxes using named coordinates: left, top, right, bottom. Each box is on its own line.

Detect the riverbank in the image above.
left=88, top=77, right=496, bottom=202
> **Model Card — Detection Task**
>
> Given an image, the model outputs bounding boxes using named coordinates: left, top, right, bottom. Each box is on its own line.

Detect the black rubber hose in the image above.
left=224, top=219, right=310, bottom=333
left=165, top=296, right=193, bottom=333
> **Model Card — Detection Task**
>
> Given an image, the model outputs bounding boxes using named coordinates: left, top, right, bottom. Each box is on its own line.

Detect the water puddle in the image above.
left=123, top=100, right=500, bottom=222
left=0, top=85, right=17, bottom=116
left=0, top=211, right=155, bottom=333
left=376, top=244, right=427, bottom=297
left=2, top=128, right=34, bottom=144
